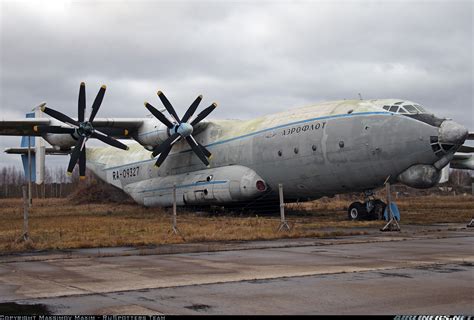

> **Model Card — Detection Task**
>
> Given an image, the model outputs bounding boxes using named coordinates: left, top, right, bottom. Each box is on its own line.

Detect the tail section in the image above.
left=18, top=110, right=46, bottom=184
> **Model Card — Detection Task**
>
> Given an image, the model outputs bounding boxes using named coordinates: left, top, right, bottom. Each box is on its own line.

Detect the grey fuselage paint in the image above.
left=86, top=106, right=440, bottom=206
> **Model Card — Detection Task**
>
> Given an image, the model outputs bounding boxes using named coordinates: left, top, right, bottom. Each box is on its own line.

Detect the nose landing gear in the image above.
left=348, top=191, right=386, bottom=221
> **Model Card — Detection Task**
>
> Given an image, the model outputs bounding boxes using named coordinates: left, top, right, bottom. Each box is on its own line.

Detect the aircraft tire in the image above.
left=348, top=202, right=366, bottom=220
left=373, top=200, right=387, bottom=220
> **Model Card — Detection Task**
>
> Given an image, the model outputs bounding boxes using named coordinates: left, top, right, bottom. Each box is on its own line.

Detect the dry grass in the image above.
left=298, top=194, right=474, bottom=224
left=0, top=195, right=472, bottom=253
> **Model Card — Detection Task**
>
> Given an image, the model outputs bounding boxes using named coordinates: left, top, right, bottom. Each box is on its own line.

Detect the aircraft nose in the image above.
left=438, top=120, right=468, bottom=146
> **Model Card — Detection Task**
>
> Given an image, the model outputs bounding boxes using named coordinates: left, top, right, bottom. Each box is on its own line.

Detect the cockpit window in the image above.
left=414, top=104, right=427, bottom=113
left=382, top=102, right=429, bottom=114
left=403, top=105, right=418, bottom=113
left=389, top=106, right=399, bottom=112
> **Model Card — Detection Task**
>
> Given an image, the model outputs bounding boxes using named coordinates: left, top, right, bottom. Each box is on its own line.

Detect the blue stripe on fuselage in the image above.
left=104, top=111, right=391, bottom=171
left=138, top=180, right=228, bottom=194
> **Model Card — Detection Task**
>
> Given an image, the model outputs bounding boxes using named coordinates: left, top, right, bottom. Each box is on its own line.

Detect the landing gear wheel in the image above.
left=348, top=202, right=366, bottom=220
left=373, top=200, right=387, bottom=220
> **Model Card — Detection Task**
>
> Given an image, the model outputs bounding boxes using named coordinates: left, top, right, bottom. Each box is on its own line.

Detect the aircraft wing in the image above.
left=0, top=118, right=51, bottom=136
left=89, top=118, right=145, bottom=139
left=0, top=118, right=145, bottom=139
left=451, top=154, right=474, bottom=170
left=4, top=147, right=71, bottom=155
left=450, top=132, right=474, bottom=170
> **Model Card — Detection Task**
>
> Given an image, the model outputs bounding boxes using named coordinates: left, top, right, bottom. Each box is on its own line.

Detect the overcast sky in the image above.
left=1, top=0, right=473, bottom=169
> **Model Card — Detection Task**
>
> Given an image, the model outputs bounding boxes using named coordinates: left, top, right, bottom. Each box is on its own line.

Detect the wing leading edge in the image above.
left=0, top=118, right=145, bottom=139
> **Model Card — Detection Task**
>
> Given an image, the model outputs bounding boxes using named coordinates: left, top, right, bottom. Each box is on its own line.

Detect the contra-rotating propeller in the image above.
left=34, top=82, right=129, bottom=177
left=144, top=91, right=217, bottom=167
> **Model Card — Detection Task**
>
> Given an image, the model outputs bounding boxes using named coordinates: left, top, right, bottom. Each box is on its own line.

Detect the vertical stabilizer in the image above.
left=35, top=108, right=45, bottom=184
left=21, top=112, right=36, bottom=183
left=20, top=109, right=46, bottom=185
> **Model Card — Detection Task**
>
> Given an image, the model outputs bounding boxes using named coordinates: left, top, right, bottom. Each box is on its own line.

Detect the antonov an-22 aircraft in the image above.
left=1, top=83, right=473, bottom=220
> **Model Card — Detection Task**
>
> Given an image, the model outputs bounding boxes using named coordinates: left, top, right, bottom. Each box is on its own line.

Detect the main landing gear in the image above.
left=348, top=191, right=386, bottom=221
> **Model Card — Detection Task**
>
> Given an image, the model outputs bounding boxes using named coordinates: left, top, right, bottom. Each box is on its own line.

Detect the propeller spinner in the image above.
left=35, top=82, right=129, bottom=178
left=144, top=91, right=217, bottom=167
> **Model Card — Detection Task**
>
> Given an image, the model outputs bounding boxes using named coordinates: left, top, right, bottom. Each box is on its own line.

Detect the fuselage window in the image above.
left=403, top=105, right=418, bottom=113
left=389, top=106, right=399, bottom=112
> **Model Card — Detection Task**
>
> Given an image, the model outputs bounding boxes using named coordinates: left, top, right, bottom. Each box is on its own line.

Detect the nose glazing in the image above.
left=438, top=120, right=468, bottom=146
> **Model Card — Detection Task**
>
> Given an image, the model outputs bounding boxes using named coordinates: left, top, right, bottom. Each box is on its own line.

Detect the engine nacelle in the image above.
left=127, top=165, right=267, bottom=207
left=42, top=132, right=77, bottom=149
left=133, top=119, right=170, bottom=150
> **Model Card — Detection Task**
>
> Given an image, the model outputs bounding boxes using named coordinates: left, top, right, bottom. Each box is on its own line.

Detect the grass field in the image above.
left=0, top=195, right=472, bottom=253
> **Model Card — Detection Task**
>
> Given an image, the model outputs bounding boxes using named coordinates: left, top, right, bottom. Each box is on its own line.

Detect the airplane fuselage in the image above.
left=86, top=99, right=457, bottom=207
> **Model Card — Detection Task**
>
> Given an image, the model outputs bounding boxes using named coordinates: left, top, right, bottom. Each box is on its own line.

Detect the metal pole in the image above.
left=22, top=186, right=29, bottom=241
left=27, top=136, right=32, bottom=206
left=471, top=176, right=474, bottom=196
left=172, top=184, right=177, bottom=231
left=279, top=183, right=285, bottom=222
left=171, top=184, right=183, bottom=238
left=386, top=182, right=392, bottom=218
left=381, top=181, right=400, bottom=231
left=277, top=183, right=290, bottom=232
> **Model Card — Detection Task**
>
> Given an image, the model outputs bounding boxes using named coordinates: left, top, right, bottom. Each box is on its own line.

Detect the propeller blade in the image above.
left=458, top=145, right=474, bottom=153
left=78, top=82, right=86, bottom=122
left=91, top=131, right=129, bottom=150
left=186, top=135, right=210, bottom=166
left=190, top=103, right=217, bottom=126
left=89, top=85, right=106, bottom=122
left=152, top=132, right=180, bottom=158
left=154, top=144, right=173, bottom=168
left=67, top=137, right=86, bottom=174
left=79, top=148, right=86, bottom=178
left=145, top=102, right=174, bottom=128
left=197, top=141, right=211, bottom=158
left=33, top=125, right=75, bottom=134
left=157, top=91, right=180, bottom=123
left=42, top=106, right=79, bottom=127
left=181, top=95, right=202, bottom=123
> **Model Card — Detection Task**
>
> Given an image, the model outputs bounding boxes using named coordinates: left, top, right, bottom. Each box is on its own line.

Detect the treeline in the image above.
left=449, top=169, right=473, bottom=187
left=0, top=166, right=94, bottom=198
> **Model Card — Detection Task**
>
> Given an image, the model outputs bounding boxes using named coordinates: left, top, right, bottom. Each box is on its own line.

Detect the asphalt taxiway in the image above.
left=0, top=224, right=472, bottom=314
